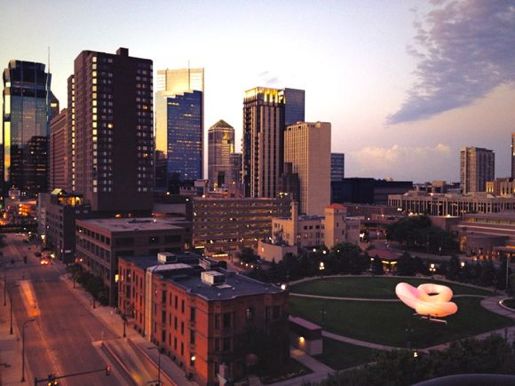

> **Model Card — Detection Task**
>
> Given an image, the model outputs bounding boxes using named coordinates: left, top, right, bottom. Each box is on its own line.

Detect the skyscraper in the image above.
left=166, top=90, right=203, bottom=183
left=460, top=147, right=495, bottom=194
left=2, top=60, right=59, bottom=196
left=284, top=121, right=331, bottom=215
left=155, top=68, right=204, bottom=190
left=331, top=153, right=345, bottom=181
left=68, top=48, right=153, bottom=213
left=208, top=119, right=234, bottom=188
left=511, top=133, right=515, bottom=179
left=283, top=88, right=305, bottom=126
left=242, top=87, right=305, bottom=198
left=49, top=108, right=67, bottom=190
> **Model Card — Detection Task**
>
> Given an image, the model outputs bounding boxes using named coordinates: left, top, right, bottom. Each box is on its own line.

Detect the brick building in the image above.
left=75, top=217, right=187, bottom=305
left=118, top=253, right=289, bottom=385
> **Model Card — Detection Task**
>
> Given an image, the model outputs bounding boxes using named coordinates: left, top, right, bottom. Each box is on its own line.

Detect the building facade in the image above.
left=2, top=60, right=59, bottom=196
left=331, top=153, right=345, bottom=181
left=460, top=147, right=495, bottom=193
left=242, top=87, right=305, bottom=198
left=388, top=191, right=515, bottom=216
left=155, top=68, right=204, bottom=190
left=68, top=48, right=153, bottom=213
left=284, top=121, right=331, bottom=215
left=486, top=178, right=515, bottom=197
left=332, top=178, right=413, bottom=205
left=38, top=190, right=90, bottom=262
left=512, top=133, right=515, bottom=179
left=192, top=196, right=291, bottom=256
left=75, top=217, right=187, bottom=305
left=118, top=254, right=289, bottom=386
left=166, top=91, right=203, bottom=183
left=208, top=120, right=234, bottom=188
left=49, top=109, right=67, bottom=190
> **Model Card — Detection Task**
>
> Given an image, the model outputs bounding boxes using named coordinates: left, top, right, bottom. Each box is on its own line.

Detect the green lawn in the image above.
left=503, top=298, right=515, bottom=309
left=315, top=338, right=379, bottom=370
left=260, top=358, right=311, bottom=384
left=290, top=277, right=493, bottom=298
left=289, top=297, right=513, bottom=348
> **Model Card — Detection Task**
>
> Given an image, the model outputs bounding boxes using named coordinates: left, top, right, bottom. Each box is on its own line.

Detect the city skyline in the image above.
left=1, top=1, right=514, bottom=183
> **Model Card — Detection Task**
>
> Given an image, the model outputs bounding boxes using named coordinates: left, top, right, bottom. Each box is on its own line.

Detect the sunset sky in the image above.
left=2, top=0, right=514, bottom=182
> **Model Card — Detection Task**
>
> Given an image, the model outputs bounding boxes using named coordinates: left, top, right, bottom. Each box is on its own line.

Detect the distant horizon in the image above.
left=1, top=0, right=514, bottom=182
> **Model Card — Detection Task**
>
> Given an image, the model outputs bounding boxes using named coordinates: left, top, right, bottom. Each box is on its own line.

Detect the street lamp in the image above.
left=21, top=318, right=35, bottom=382
left=147, top=346, right=161, bottom=385
left=7, top=283, right=19, bottom=335
left=319, top=261, right=325, bottom=277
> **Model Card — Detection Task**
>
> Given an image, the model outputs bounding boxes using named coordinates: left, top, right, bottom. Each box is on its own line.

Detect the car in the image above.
left=40, top=258, right=50, bottom=265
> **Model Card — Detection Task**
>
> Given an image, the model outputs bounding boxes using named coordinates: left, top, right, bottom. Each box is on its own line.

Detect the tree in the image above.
left=445, top=255, right=460, bottom=281
left=396, top=252, right=416, bottom=276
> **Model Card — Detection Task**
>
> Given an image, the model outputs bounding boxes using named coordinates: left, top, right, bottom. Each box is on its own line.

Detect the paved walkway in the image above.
left=290, top=292, right=484, bottom=302
left=59, top=271, right=197, bottom=386
left=0, top=275, right=34, bottom=385
left=268, top=348, right=334, bottom=386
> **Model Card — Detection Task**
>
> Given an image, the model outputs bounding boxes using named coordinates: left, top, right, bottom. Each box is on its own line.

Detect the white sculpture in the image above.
left=395, top=282, right=458, bottom=318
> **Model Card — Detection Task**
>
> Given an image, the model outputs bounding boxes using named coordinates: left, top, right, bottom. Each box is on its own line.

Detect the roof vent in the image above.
left=201, top=271, right=225, bottom=286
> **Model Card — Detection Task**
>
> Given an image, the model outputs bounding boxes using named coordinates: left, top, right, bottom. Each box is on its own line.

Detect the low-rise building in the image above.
left=270, top=202, right=360, bottom=250
left=458, top=212, right=515, bottom=256
left=38, top=190, right=90, bottom=262
left=192, top=196, right=291, bottom=256
left=388, top=191, right=515, bottom=216
left=118, top=253, right=289, bottom=386
left=76, top=217, right=187, bottom=305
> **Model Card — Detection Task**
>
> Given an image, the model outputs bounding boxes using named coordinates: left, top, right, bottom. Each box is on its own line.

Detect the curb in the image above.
left=100, top=341, right=138, bottom=386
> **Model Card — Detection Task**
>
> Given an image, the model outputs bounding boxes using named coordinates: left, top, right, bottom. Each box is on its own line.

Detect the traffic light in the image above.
left=47, top=374, right=58, bottom=385
left=105, top=365, right=112, bottom=376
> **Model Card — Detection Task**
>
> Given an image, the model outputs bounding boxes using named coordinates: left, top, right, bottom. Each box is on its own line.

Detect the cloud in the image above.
left=388, top=0, right=515, bottom=124
left=257, top=70, right=280, bottom=86
left=349, top=144, right=452, bottom=180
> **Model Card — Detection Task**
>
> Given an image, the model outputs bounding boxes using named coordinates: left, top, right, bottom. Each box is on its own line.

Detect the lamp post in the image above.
left=506, top=254, right=512, bottom=295
left=319, top=261, right=325, bottom=278
left=147, top=346, right=161, bottom=385
left=21, top=318, right=35, bottom=382
left=7, top=283, right=19, bottom=335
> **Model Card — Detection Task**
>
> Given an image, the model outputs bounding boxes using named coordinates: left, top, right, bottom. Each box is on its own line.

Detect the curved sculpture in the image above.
left=395, top=282, right=458, bottom=318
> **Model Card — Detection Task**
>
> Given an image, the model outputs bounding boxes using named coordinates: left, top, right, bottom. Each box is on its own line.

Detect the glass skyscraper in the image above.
left=2, top=60, right=58, bottom=196
left=167, top=90, right=203, bottom=183
left=154, top=67, right=204, bottom=191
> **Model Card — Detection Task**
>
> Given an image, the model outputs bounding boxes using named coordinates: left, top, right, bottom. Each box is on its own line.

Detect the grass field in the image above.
left=289, top=297, right=513, bottom=348
left=502, top=298, right=515, bottom=309
left=290, top=277, right=493, bottom=298
left=315, top=338, right=379, bottom=370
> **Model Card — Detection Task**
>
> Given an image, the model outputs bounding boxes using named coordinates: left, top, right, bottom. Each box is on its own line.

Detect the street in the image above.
left=1, top=233, right=124, bottom=386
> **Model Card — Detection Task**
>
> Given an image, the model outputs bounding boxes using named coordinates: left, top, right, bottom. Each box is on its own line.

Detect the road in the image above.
left=1, top=233, right=124, bottom=386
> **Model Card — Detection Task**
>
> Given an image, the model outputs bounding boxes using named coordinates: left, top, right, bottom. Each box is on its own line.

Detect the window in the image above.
left=223, top=312, right=231, bottom=329
left=190, top=330, right=196, bottom=345
left=273, top=306, right=281, bottom=319
left=214, top=314, right=220, bottom=329
left=245, top=307, right=254, bottom=321
left=223, top=337, right=231, bottom=351
left=214, top=338, right=220, bottom=352
left=181, top=300, right=185, bottom=314
left=190, top=307, right=196, bottom=322
left=181, top=322, right=184, bottom=335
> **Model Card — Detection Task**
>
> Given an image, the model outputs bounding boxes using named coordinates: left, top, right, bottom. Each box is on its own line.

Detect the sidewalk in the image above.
left=60, top=272, right=197, bottom=386
left=0, top=280, right=34, bottom=386
left=268, top=348, right=334, bottom=386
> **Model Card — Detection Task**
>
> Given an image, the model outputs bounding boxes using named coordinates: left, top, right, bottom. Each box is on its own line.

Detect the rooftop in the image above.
left=77, top=217, right=184, bottom=232
left=121, top=254, right=283, bottom=301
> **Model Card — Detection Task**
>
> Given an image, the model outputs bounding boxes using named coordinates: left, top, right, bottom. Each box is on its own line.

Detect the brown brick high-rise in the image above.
left=68, top=48, right=153, bottom=214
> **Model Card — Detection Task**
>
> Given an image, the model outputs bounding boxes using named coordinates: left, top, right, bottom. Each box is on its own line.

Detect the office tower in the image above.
left=2, top=60, right=59, bottom=196
left=460, top=147, right=495, bottom=193
left=49, top=108, right=67, bottom=190
left=155, top=68, right=204, bottom=190
left=242, top=87, right=305, bottom=198
left=166, top=91, right=203, bottom=184
left=208, top=119, right=234, bottom=188
left=229, top=152, right=242, bottom=185
left=283, top=88, right=305, bottom=126
left=284, top=121, right=331, bottom=215
left=68, top=48, right=153, bottom=213
left=511, top=133, right=515, bottom=179
left=331, top=153, right=345, bottom=181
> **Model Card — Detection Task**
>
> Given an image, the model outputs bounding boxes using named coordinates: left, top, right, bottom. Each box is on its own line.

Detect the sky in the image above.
left=1, top=0, right=514, bottom=183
